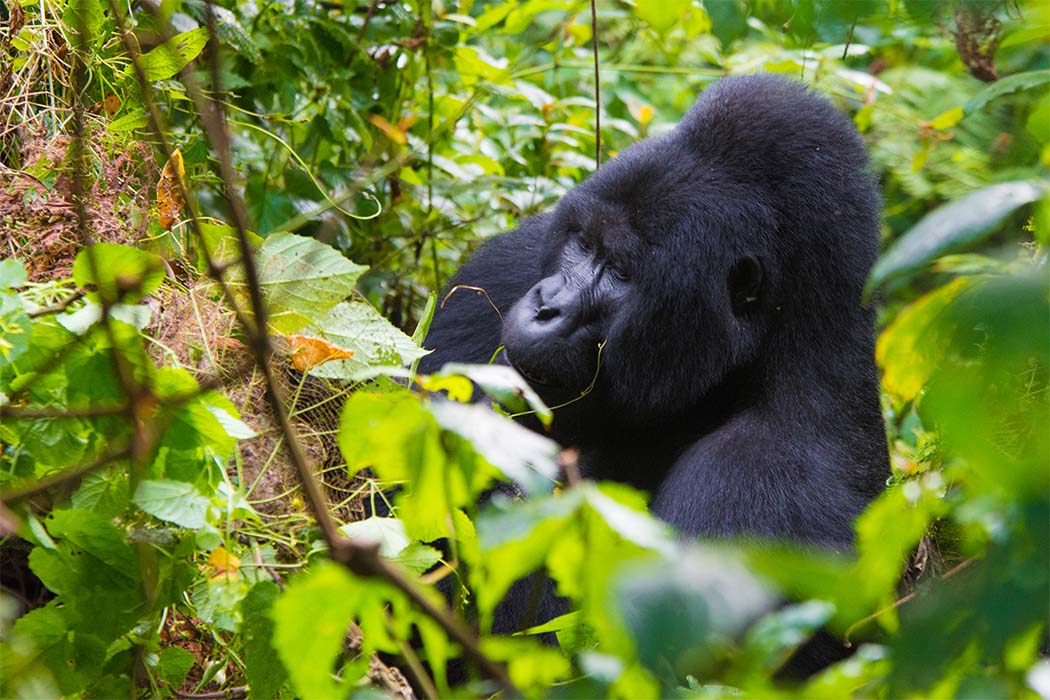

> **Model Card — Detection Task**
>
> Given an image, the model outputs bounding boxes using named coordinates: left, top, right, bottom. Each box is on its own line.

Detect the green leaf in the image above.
left=71, top=470, right=130, bottom=519
left=72, top=243, right=165, bottom=303
left=742, top=600, right=835, bottom=673
left=307, top=300, right=428, bottom=377
left=876, top=278, right=972, bottom=402
left=637, top=0, right=691, bottom=33
left=964, top=71, right=1050, bottom=114
left=242, top=581, right=289, bottom=700
left=105, top=109, right=148, bottom=134
left=133, top=479, right=211, bottom=529
left=273, top=564, right=359, bottom=699
left=8, top=605, right=106, bottom=696
left=134, top=28, right=209, bottom=81
left=435, top=363, right=553, bottom=426
left=0, top=259, right=27, bottom=289
left=0, top=292, right=31, bottom=363
left=62, top=0, right=104, bottom=44
left=156, top=646, right=195, bottom=687
left=339, top=392, right=491, bottom=541
left=338, top=517, right=410, bottom=557
left=428, top=401, right=559, bottom=494
left=43, top=509, right=138, bottom=579
left=866, top=181, right=1047, bottom=295
left=253, top=232, right=367, bottom=333
left=614, top=548, right=776, bottom=686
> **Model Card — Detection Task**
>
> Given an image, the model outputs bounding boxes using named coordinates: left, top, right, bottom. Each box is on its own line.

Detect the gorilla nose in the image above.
left=535, top=305, right=559, bottom=322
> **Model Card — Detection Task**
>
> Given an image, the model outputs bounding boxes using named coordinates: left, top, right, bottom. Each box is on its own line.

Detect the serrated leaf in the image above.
left=157, top=646, right=195, bottom=687
left=133, top=479, right=210, bottom=529
left=866, top=181, right=1047, bottom=295
left=106, top=109, right=148, bottom=134
left=306, top=300, right=428, bottom=377
left=253, top=232, right=367, bottom=333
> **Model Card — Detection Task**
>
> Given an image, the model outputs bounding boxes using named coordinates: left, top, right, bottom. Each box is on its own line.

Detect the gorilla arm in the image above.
left=650, top=413, right=872, bottom=550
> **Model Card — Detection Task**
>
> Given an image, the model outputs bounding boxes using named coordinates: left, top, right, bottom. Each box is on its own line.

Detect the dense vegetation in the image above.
left=0, top=0, right=1047, bottom=698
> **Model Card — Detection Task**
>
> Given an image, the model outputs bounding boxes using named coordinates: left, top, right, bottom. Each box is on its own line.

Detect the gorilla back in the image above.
left=420, top=74, right=888, bottom=550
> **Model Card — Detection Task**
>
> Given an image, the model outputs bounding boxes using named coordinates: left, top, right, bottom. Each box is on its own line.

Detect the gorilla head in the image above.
left=498, top=74, right=880, bottom=422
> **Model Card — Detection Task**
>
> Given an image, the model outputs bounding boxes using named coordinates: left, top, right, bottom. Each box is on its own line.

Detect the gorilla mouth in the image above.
left=507, top=356, right=555, bottom=387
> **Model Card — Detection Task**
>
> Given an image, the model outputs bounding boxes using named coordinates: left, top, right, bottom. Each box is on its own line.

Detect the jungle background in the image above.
left=0, top=0, right=1048, bottom=698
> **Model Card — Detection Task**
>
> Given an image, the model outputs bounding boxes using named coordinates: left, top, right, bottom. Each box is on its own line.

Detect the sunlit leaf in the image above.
left=134, top=28, right=209, bottom=81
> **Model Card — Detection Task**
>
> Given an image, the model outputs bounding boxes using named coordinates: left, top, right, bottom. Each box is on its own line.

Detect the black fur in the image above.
left=419, top=74, right=889, bottom=629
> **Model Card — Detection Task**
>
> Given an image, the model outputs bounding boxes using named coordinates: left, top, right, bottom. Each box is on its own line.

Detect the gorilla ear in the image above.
left=729, top=256, right=764, bottom=316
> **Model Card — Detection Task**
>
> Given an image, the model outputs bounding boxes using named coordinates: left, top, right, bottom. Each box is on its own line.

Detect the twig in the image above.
left=590, top=0, right=600, bottom=168
left=439, top=284, right=503, bottom=320
left=172, top=687, right=247, bottom=699
left=27, top=290, right=84, bottom=317
left=843, top=557, right=976, bottom=645
left=177, top=4, right=517, bottom=692
left=0, top=446, right=133, bottom=504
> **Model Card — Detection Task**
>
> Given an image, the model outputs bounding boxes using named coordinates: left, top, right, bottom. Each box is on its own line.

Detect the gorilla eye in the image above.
left=612, top=265, right=631, bottom=282
left=577, top=236, right=592, bottom=253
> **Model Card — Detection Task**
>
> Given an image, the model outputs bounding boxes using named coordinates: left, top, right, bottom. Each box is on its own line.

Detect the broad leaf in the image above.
left=254, top=232, right=367, bottom=334
left=866, top=181, right=1046, bottom=295
left=964, top=71, right=1050, bottom=114
left=133, top=479, right=211, bottom=529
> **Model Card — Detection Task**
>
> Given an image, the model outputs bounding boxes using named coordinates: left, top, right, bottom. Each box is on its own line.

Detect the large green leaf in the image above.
left=254, top=233, right=367, bottom=333
left=307, top=300, right=428, bottom=377
left=133, top=479, right=211, bottom=529
left=272, top=564, right=359, bottom=699
left=429, top=401, right=559, bottom=494
left=865, top=181, right=1047, bottom=295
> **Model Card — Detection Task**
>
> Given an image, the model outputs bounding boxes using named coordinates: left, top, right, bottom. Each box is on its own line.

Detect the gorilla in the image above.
left=418, top=74, right=888, bottom=627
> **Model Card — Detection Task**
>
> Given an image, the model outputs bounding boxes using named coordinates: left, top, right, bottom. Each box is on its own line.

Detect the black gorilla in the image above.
left=419, top=73, right=888, bottom=597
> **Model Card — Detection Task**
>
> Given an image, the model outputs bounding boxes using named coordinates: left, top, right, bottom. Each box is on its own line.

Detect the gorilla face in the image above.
left=500, top=138, right=776, bottom=419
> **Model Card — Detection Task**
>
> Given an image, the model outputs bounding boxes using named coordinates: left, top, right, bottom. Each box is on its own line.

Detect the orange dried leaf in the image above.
left=157, top=149, right=185, bottom=230
left=369, top=114, right=408, bottom=145
left=287, top=334, right=355, bottom=371
left=208, top=546, right=241, bottom=581
left=102, top=94, right=121, bottom=115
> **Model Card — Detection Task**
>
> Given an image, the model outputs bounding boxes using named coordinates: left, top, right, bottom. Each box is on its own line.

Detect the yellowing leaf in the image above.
left=208, top=546, right=241, bottom=581
left=637, top=104, right=654, bottom=127
left=927, top=106, right=964, bottom=130
left=876, top=278, right=972, bottom=401
left=417, top=373, right=474, bottom=402
left=157, top=149, right=185, bottom=231
left=368, top=114, right=407, bottom=145
left=286, top=334, right=355, bottom=371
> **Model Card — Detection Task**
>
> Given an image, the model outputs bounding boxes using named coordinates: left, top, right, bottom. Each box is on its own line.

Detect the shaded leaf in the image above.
left=866, top=181, right=1046, bottom=295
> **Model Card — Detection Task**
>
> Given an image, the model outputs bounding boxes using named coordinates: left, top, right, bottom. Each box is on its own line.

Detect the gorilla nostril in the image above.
left=535, top=305, right=559, bottom=322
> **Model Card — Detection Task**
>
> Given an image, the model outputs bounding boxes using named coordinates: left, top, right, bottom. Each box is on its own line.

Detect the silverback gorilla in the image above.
left=418, top=74, right=889, bottom=633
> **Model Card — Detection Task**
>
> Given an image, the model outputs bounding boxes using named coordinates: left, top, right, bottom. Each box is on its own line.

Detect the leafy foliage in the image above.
left=1, top=0, right=1048, bottom=698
